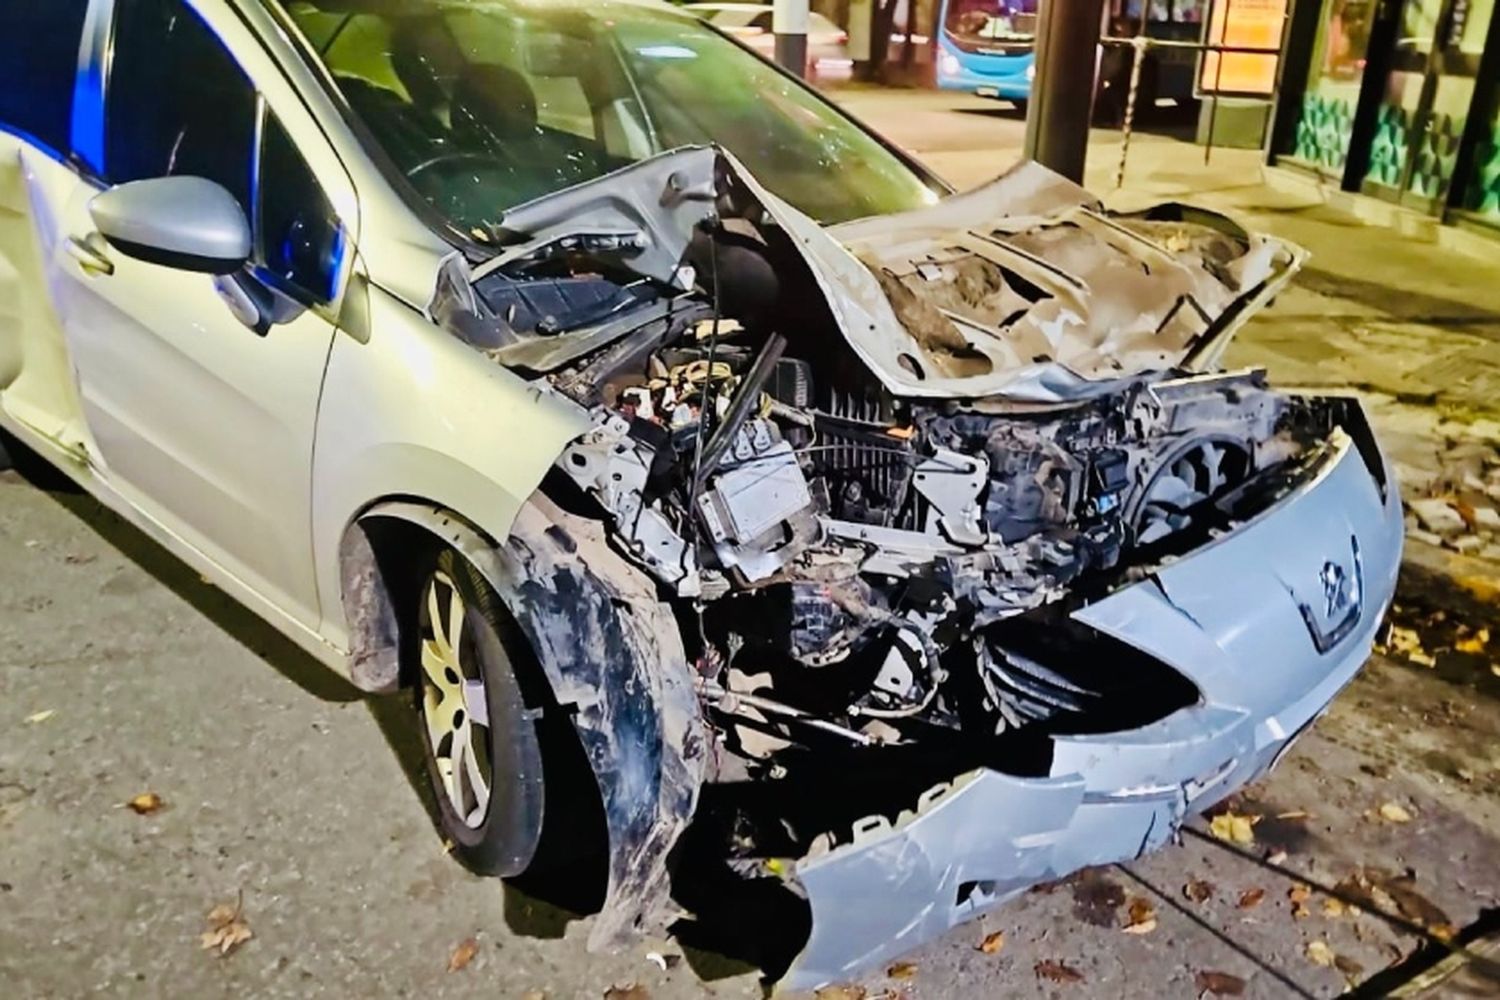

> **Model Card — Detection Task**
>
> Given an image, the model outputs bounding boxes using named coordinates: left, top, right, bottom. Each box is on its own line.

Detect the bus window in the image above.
left=944, top=0, right=1039, bottom=44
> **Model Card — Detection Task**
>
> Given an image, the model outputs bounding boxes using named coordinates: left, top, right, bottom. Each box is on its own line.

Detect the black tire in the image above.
left=412, top=547, right=546, bottom=876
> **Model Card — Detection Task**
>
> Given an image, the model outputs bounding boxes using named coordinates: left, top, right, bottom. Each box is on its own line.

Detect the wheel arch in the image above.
left=338, top=493, right=706, bottom=944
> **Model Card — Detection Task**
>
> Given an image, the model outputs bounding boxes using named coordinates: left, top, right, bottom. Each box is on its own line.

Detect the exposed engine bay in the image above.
left=420, top=148, right=1392, bottom=983
left=427, top=149, right=1337, bottom=768
left=429, top=148, right=1332, bottom=755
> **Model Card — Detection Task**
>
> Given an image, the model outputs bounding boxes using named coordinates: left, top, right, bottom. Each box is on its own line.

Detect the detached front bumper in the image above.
left=784, top=415, right=1402, bottom=990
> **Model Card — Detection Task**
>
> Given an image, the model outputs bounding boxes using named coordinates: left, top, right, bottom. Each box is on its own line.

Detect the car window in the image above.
left=259, top=114, right=345, bottom=306
left=442, top=10, right=597, bottom=142
left=108, top=0, right=344, bottom=304
left=0, top=0, right=91, bottom=156
left=276, top=1, right=939, bottom=234
left=106, top=0, right=258, bottom=208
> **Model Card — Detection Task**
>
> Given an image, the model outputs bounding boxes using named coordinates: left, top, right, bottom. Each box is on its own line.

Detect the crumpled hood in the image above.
left=737, top=157, right=1307, bottom=403
left=465, top=149, right=1305, bottom=403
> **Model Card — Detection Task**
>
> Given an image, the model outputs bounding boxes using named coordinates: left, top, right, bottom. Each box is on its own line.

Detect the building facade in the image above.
left=1269, top=0, right=1500, bottom=235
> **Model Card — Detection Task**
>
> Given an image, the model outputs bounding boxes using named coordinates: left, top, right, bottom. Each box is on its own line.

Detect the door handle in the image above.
left=65, top=234, right=115, bottom=277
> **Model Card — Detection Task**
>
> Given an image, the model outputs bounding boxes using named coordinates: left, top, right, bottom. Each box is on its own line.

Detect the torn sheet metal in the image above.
left=472, top=147, right=720, bottom=289
left=474, top=493, right=706, bottom=948
left=444, top=148, right=1303, bottom=402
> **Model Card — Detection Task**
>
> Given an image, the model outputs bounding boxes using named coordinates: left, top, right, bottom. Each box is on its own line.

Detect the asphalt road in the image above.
left=3, top=89, right=1498, bottom=1000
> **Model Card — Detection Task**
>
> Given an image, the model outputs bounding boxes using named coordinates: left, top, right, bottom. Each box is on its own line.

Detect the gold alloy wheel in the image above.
left=419, top=570, right=492, bottom=829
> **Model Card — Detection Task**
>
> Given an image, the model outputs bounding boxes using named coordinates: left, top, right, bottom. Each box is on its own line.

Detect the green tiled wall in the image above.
left=1291, top=93, right=1355, bottom=169
left=1463, top=123, right=1500, bottom=218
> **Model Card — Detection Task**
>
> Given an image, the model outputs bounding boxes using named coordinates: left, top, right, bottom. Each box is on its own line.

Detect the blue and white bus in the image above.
left=934, top=0, right=1209, bottom=115
left=934, top=0, right=1039, bottom=105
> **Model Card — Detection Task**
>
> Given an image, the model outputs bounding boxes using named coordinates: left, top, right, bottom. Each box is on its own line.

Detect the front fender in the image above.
left=312, top=280, right=591, bottom=649
left=381, top=495, right=706, bottom=948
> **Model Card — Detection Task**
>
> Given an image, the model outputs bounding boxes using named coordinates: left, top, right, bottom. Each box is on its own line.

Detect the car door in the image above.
left=44, top=0, right=357, bottom=629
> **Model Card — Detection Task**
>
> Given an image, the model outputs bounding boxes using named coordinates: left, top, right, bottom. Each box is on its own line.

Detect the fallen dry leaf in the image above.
left=1334, top=954, right=1365, bottom=981
left=1183, top=878, right=1214, bottom=904
left=1454, top=628, right=1490, bottom=654
left=199, top=894, right=252, bottom=956
left=978, top=930, right=1005, bottom=954
left=604, top=985, right=651, bottom=1000
left=1289, top=882, right=1312, bottom=920
left=1237, top=887, right=1266, bottom=909
left=1209, top=812, right=1258, bottom=845
left=1266, top=849, right=1288, bottom=866
left=126, top=792, right=165, bottom=815
left=1034, top=960, right=1085, bottom=984
left=813, top=986, right=865, bottom=1000
left=1194, top=970, right=1247, bottom=996
left=200, top=920, right=252, bottom=955
left=521, top=992, right=546, bottom=1000
left=886, top=961, right=918, bottom=980
left=1385, top=625, right=1436, bottom=667
left=1379, top=802, right=1413, bottom=823
left=24, top=710, right=55, bottom=724
left=1122, top=896, right=1157, bottom=934
left=1322, top=897, right=1348, bottom=918
left=447, top=937, right=479, bottom=973
left=1275, top=810, right=1310, bottom=820
left=1305, top=940, right=1336, bottom=968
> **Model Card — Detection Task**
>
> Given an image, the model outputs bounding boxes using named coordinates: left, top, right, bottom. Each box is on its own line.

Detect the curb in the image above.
left=1262, top=166, right=1500, bottom=264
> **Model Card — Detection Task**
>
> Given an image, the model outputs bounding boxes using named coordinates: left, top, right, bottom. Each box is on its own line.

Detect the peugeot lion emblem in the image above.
left=1320, top=559, right=1349, bottom=619
left=1294, top=536, right=1364, bottom=654
left=1284, top=536, right=1368, bottom=653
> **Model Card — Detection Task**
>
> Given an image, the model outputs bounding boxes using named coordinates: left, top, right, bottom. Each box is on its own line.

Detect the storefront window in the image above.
left=1283, top=0, right=1379, bottom=171
left=1368, top=0, right=1494, bottom=201
left=1459, top=0, right=1500, bottom=219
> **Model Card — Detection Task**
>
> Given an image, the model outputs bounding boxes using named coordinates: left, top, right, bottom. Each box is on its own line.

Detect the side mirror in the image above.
left=89, top=176, right=251, bottom=276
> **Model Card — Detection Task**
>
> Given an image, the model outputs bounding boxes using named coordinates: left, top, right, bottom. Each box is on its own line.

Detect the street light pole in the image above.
left=773, top=0, right=810, bottom=78
left=1022, top=0, right=1107, bottom=182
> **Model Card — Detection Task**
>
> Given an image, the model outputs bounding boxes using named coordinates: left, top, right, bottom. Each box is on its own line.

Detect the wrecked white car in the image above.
left=0, top=0, right=1401, bottom=988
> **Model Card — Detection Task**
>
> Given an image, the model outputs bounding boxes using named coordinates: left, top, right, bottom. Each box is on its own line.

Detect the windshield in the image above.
left=275, top=0, right=940, bottom=236
left=944, top=0, right=1038, bottom=42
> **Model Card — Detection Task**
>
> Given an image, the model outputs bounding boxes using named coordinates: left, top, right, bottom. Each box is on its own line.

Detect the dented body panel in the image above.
left=788, top=425, right=1401, bottom=989
left=472, top=496, right=706, bottom=949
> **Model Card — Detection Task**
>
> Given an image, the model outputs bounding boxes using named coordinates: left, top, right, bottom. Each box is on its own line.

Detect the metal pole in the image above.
left=1205, top=0, right=1229, bottom=166
left=773, top=0, right=810, bottom=78
left=1115, top=35, right=1148, bottom=188
left=1023, top=0, right=1109, bottom=182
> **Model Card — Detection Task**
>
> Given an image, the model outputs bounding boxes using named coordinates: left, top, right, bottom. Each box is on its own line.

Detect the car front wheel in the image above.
left=414, top=548, right=546, bottom=876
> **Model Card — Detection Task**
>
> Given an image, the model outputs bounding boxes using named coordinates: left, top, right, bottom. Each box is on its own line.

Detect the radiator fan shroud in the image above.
left=1129, top=435, right=1253, bottom=546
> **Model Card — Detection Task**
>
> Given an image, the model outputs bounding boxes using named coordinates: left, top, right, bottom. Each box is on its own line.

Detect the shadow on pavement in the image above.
left=1180, top=827, right=1500, bottom=995
left=1116, top=863, right=1318, bottom=998
left=17, top=455, right=360, bottom=704
left=1293, top=267, right=1500, bottom=331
